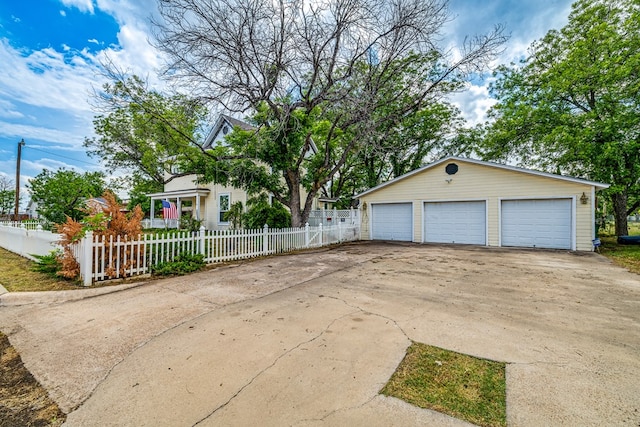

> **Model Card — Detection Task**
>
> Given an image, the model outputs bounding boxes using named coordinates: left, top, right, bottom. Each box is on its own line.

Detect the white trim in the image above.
left=591, top=186, right=596, bottom=241
left=355, top=156, right=609, bottom=198
left=421, top=199, right=488, bottom=246
left=148, top=188, right=210, bottom=199
left=572, top=196, right=577, bottom=251
left=499, top=196, right=575, bottom=250
left=218, top=192, right=231, bottom=225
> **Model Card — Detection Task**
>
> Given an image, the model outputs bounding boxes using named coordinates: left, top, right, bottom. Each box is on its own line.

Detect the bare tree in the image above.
left=154, top=0, right=506, bottom=226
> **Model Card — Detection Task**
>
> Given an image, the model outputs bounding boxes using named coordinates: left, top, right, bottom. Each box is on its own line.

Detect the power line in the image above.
left=25, top=146, right=102, bottom=167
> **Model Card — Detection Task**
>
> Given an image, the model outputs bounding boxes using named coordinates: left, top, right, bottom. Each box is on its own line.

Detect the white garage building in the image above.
left=356, top=157, right=609, bottom=251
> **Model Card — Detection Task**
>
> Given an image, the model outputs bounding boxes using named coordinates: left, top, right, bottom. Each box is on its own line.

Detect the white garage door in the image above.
left=501, top=199, right=572, bottom=249
left=371, top=203, right=413, bottom=241
left=424, top=201, right=486, bottom=245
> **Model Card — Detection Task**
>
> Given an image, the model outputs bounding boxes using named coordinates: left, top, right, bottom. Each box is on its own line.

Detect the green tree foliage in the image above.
left=27, top=169, right=106, bottom=224
left=155, top=0, right=506, bottom=226
left=479, top=0, right=640, bottom=236
left=352, top=101, right=468, bottom=194
left=84, top=75, right=208, bottom=185
left=124, top=173, right=163, bottom=216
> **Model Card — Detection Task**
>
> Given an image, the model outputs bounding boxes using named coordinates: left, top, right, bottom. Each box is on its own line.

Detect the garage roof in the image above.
left=355, top=156, right=610, bottom=198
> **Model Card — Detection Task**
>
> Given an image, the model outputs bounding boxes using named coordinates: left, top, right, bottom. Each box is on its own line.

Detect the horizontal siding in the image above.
left=164, top=175, right=198, bottom=192
left=360, top=161, right=596, bottom=250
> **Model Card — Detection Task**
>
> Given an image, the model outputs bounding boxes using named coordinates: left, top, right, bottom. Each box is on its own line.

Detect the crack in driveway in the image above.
left=192, top=310, right=360, bottom=426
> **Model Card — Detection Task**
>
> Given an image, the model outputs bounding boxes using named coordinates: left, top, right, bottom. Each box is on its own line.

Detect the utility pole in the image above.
left=14, top=139, right=25, bottom=221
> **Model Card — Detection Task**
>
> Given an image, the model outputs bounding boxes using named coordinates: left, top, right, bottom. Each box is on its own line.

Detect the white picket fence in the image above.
left=0, top=220, right=50, bottom=230
left=306, top=209, right=358, bottom=226
left=74, top=223, right=360, bottom=286
left=140, top=210, right=357, bottom=230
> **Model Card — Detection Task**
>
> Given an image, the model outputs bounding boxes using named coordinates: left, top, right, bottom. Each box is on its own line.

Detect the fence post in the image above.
left=82, top=231, right=93, bottom=286
left=199, top=225, right=206, bottom=256
left=338, top=219, right=342, bottom=242
left=305, top=223, right=310, bottom=248
left=319, top=223, right=323, bottom=247
left=263, top=224, right=269, bottom=255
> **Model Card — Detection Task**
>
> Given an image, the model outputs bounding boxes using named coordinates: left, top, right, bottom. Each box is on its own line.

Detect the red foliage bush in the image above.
left=57, top=191, right=145, bottom=281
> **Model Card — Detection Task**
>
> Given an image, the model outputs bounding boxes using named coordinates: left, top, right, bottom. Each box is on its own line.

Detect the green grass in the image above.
left=599, top=237, right=640, bottom=275
left=0, top=247, right=82, bottom=292
left=598, top=221, right=640, bottom=237
left=381, top=342, right=506, bottom=427
left=597, top=222, right=640, bottom=275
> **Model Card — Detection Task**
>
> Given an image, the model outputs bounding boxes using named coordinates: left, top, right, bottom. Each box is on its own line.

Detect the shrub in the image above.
left=180, top=215, right=203, bottom=232
left=56, top=191, right=145, bottom=280
left=227, top=201, right=244, bottom=229
left=150, top=253, right=205, bottom=276
left=31, top=250, right=63, bottom=278
left=243, top=195, right=291, bottom=229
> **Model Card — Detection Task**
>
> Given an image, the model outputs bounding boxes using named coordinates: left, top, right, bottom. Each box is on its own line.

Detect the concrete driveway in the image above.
left=1, top=242, right=638, bottom=426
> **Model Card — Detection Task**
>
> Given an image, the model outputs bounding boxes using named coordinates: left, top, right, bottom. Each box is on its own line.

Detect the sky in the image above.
left=0, top=0, right=574, bottom=208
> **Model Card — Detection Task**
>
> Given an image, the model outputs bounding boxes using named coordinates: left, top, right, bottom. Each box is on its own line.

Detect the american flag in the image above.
left=162, top=200, right=178, bottom=219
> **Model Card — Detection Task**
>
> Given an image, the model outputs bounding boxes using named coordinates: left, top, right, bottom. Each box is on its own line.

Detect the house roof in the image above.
left=203, top=114, right=254, bottom=148
left=355, top=156, right=610, bottom=198
left=222, top=114, right=253, bottom=131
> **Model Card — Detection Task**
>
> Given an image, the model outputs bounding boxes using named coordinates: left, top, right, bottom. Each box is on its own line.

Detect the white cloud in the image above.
left=0, top=121, right=87, bottom=148
left=442, top=0, right=574, bottom=126
left=0, top=100, right=24, bottom=119
left=88, top=38, right=100, bottom=45
left=11, top=15, right=21, bottom=23
left=450, top=83, right=497, bottom=127
left=96, top=23, right=162, bottom=81
left=28, top=143, right=90, bottom=152
left=23, top=158, right=84, bottom=173
left=0, top=40, right=102, bottom=115
left=60, top=0, right=95, bottom=14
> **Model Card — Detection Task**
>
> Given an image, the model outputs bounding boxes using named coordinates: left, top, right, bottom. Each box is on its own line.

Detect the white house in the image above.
left=147, top=115, right=330, bottom=230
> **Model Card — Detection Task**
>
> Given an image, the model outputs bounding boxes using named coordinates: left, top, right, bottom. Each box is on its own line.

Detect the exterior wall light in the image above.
left=580, top=192, right=589, bottom=205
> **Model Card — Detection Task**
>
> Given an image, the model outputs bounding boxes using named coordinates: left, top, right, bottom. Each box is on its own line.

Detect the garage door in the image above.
left=424, top=201, right=486, bottom=245
left=371, top=203, right=413, bottom=241
left=501, top=199, right=572, bottom=249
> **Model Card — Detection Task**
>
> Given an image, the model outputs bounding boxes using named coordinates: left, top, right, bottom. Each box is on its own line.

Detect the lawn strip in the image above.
left=599, top=237, right=640, bottom=275
left=0, top=247, right=81, bottom=292
left=381, top=342, right=506, bottom=427
left=0, top=331, right=66, bottom=426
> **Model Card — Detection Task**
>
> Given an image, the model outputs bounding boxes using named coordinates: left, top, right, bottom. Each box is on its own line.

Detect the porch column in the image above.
left=177, top=198, right=182, bottom=228
left=150, top=199, right=155, bottom=222
left=195, top=194, right=201, bottom=221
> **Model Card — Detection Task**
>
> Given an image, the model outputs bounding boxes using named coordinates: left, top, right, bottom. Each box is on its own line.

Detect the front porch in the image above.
left=147, top=188, right=210, bottom=229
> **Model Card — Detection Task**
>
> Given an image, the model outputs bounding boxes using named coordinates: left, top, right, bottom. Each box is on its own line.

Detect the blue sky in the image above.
left=0, top=0, right=574, bottom=207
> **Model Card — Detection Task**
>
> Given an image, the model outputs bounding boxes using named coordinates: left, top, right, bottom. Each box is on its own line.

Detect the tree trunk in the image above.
left=286, top=171, right=303, bottom=228
left=612, top=192, right=629, bottom=237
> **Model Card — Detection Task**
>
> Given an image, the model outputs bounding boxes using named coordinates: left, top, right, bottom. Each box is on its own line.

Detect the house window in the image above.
left=219, top=193, right=230, bottom=224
